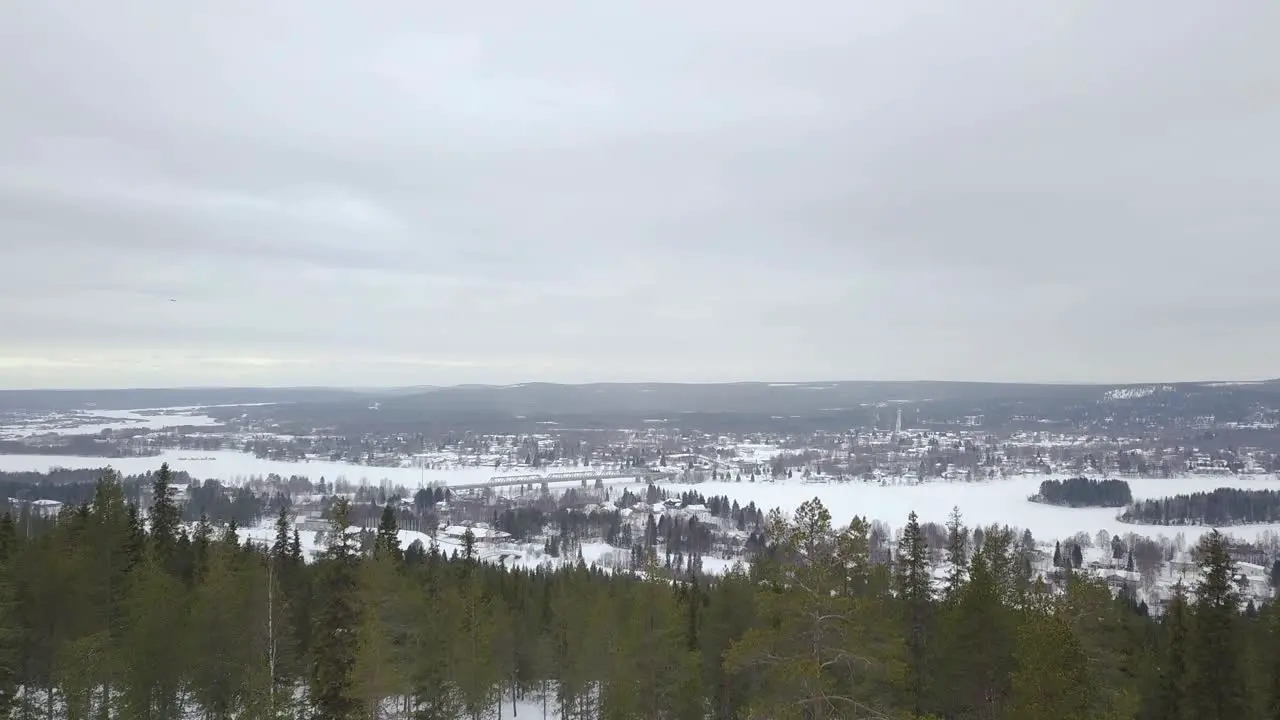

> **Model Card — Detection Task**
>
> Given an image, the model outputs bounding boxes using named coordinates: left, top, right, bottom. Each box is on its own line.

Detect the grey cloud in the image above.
left=1, top=1, right=1278, bottom=388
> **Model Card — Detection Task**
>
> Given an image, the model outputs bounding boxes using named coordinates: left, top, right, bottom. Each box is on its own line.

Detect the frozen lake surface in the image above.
left=0, top=406, right=226, bottom=439
left=0, top=448, right=509, bottom=487
left=639, top=475, right=1280, bottom=544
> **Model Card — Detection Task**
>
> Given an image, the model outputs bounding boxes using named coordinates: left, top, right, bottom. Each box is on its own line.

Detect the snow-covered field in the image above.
left=636, top=475, right=1280, bottom=543
left=0, top=447, right=513, bottom=487
left=0, top=406, right=225, bottom=439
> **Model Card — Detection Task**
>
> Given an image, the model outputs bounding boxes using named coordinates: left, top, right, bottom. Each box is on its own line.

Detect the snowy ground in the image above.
left=12, top=684, right=566, bottom=720
left=238, top=520, right=646, bottom=575
left=7, top=446, right=1280, bottom=546
left=5, top=408, right=1280, bottom=547
left=0, top=447, right=522, bottom=487
left=0, top=406, right=226, bottom=439
left=622, top=474, right=1280, bottom=545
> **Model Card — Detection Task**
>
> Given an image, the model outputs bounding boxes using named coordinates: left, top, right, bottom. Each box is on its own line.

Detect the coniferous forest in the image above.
left=1030, top=477, right=1133, bottom=508
left=1, top=466, right=1279, bottom=720
left=1121, top=487, right=1280, bottom=526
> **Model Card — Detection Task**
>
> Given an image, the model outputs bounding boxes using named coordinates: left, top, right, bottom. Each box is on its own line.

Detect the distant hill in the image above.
left=0, top=387, right=365, bottom=412
left=6, top=379, right=1279, bottom=437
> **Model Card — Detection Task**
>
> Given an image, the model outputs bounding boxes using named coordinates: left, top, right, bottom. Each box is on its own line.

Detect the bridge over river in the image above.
left=449, top=467, right=676, bottom=492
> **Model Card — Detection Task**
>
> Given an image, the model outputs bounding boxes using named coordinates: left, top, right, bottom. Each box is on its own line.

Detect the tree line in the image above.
left=2, top=464, right=1280, bottom=718
left=0, top=468, right=187, bottom=508
left=0, top=468, right=276, bottom=530
left=1030, top=477, right=1133, bottom=508
left=1121, top=487, right=1280, bottom=526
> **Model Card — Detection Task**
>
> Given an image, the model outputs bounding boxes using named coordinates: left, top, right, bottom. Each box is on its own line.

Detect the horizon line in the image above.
left=1, top=377, right=1276, bottom=393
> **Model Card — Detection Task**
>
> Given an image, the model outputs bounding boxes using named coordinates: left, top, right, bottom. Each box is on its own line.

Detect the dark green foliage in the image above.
left=310, top=498, right=361, bottom=720
left=148, top=464, right=182, bottom=563
left=1123, top=488, right=1280, bottom=526
left=1188, top=530, right=1250, bottom=720
left=1141, top=582, right=1192, bottom=720
left=1032, top=476, right=1133, bottom=507
left=897, top=511, right=932, bottom=715
left=4, top=467, right=1280, bottom=720
left=374, top=504, right=402, bottom=562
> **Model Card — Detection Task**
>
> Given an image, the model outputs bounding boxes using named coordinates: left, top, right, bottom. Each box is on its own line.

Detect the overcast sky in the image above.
left=1, top=2, right=1277, bottom=389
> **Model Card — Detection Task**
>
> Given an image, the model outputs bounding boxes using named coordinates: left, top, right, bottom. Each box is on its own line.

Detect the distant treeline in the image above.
left=0, top=436, right=145, bottom=457
left=1030, top=477, right=1133, bottom=507
left=0, top=467, right=276, bottom=528
left=0, top=467, right=183, bottom=508
left=1120, top=487, right=1280, bottom=526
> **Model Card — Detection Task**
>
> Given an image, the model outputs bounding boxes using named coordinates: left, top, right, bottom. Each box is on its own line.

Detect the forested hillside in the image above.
left=0, top=466, right=1277, bottom=719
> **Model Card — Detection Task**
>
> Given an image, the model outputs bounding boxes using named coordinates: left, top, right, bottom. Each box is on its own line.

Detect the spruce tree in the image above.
left=353, top=550, right=406, bottom=720
left=190, top=542, right=254, bottom=719
left=0, top=548, right=19, bottom=718
left=121, top=555, right=186, bottom=720
left=935, top=538, right=1018, bottom=718
left=725, top=499, right=891, bottom=719
left=148, top=463, right=181, bottom=569
left=374, top=504, right=402, bottom=562
left=310, top=498, right=362, bottom=720
left=1008, top=609, right=1092, bottom=720
left=1188, top=530, right=1246, bottom=720
left=896, top=511, right=932, bottom=716
left=271, top=506, right=291, bottom=561
left=942, top=506, right=967, bottom=601
left=1142, top=581, right=1191, bottom=720
left=86, top=473, right=136, bottom=719
left=1263, top=596, right=1280, bottom=720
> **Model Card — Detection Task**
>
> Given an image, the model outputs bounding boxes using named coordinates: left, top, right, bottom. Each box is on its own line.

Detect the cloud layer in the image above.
left=2, top=1, right=1278, bottom=388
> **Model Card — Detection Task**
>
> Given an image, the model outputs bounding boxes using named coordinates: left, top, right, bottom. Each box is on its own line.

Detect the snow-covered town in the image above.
left=4, top=385, right=1280, bottom=618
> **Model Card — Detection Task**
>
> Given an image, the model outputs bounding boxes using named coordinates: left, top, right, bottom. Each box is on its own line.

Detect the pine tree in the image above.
left=190, top=542, right=255, bottom=719
left=148, top=463, right=181, bottom=569
left=192, top=513, right=213, bottom=581
left=1143, top=581, right=1191, bottom=720
left=353, top=551, right=406, bottom=720
left=85, top=473, right=140, bottom=720
left=310, top=497, right=362, bottom=720
left=271, top=506, right=291, bottom=561
left=934, top=537, right=1018, bottom=718
left=0, top=547, right=19, bottom=718
left=374, top=505, right=402, bottom=563
left=121, top=555, right=187, bottom=720
left=1262, top=596, right=1280, bottom=720
left=684, top=569, right=702, bottom=651
left=896, top=511, right=932, bottom=716
left=1008, top=609, right=1092, bottom=720
left=942, top=506, right=967, bottom=601
left=1188, top=530, right=1247, bottom=720
left=725, top=499, right=891, bottom=719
